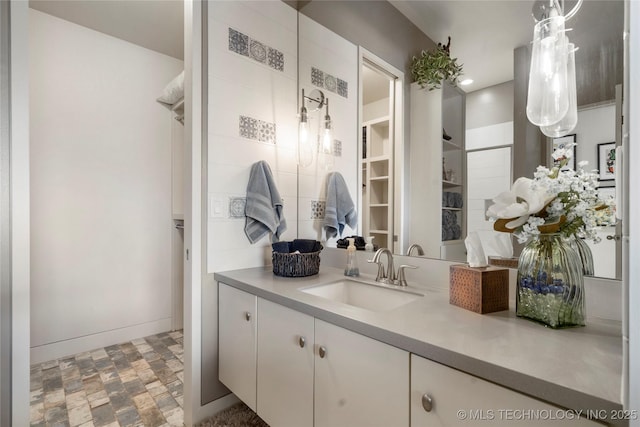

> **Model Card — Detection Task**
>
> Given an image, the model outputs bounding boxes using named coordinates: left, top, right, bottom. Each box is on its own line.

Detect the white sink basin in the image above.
left=300, top=279, right=423, bottom=312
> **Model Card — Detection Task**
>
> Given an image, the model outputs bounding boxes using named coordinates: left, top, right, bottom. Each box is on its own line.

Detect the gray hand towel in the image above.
left=323, top=172, right=357, bottom=239
left=244, top=161, right=287, bottom=243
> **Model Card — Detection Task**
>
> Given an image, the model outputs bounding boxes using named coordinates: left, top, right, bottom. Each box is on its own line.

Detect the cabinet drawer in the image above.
left=411, top=354, right=599, bottom=426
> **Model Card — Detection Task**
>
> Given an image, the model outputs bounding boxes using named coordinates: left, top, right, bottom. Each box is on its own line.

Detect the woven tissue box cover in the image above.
left=449, top=265, right=509, bottom=314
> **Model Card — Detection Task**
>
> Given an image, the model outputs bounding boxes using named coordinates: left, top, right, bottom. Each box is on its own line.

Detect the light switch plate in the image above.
left=209, top=196, right=225, bottom=218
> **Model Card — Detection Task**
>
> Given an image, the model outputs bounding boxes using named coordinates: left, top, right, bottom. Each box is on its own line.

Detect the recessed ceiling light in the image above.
left=460, top=79, right=474, bottom=86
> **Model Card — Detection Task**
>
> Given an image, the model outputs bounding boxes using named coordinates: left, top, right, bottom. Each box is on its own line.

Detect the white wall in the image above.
left=573, top=104, right=616, bottom=172
left=570, top=104, right=617, bottom=279
left=297, top=14, right=358, bottom=246
left=363, top=97, right=389, bottom=122
left=29, top=9, right=183, bottom=363
left=464, top=82, right=515, bottom=259
left=466, top=147, right=513, bottom=256
left=5, top=1, right=31, bottom=424
left=203, top=0, right=298, bottom=407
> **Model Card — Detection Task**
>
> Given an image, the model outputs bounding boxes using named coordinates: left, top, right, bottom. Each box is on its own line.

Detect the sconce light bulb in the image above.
left=299, top=119, right=309, bottom=144
left=322, top=127, right=332, bottom=154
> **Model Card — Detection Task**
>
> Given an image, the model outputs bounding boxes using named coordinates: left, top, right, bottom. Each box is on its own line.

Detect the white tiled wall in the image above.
left=208, top=1, right=298, bottom=272
left=466, top=145, right=513, bottom=256
left=297, top=15, right=359, bottom=246
left=204, top=1, right=298, bottom=405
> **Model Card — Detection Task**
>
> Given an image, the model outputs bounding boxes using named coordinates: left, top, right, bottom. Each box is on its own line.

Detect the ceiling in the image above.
left=29, top=0, right=184, bottom=60
left=390, top=0, right=623, bottom=93
left=28, top=0, right=622, bottom=93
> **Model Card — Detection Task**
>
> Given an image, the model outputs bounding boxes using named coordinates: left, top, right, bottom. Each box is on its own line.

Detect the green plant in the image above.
left=411, top=41, right=463, bottom=91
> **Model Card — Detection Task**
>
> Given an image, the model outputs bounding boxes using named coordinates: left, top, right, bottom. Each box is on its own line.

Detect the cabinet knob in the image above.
left=299, top=336, right=306, bottom=348
left=421, top=393, right=433, bottom=412
left=244, top=312, right=251, bottom=321
left=319, top=346, right=327, bottom=358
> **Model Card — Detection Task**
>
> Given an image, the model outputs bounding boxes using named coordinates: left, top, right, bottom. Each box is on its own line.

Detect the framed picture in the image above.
left=597, top=142, right=616, bottom=182
left=552, top=134, right=576, bottom=170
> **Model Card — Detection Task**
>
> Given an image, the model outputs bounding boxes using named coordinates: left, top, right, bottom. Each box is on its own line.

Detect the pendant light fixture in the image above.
left=526, top=0, right=582, bottom=137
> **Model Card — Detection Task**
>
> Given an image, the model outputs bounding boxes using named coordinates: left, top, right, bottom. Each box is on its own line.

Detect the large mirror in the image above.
left=296, top=0, right=624, bottom=280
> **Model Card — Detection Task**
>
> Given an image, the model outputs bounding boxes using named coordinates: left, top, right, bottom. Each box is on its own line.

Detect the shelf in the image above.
left=370, top=176, right=389, bottom=181
left=442, top=207, right=462, bottom=211
left=442, top=180, right=462, bottom=188
left=369, top=229, right=389, bottom=234
left=367, top=155, right=390, bottom=163
left=363, top=115, right=390, bottom=127
left=443, top=139, right=462, bottom=151
left=370, top=204, right=389, bottom=208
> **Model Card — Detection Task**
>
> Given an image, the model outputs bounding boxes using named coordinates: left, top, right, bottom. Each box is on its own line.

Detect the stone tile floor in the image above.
left=30, top=331, right=184, bottom=427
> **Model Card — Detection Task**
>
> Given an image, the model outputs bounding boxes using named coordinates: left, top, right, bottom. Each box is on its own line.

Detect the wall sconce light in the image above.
left=298, top=88, right=330, bottom=168
left=321, top=99, right=334, bottom=169
left=526, top=0, right=582, bottom=137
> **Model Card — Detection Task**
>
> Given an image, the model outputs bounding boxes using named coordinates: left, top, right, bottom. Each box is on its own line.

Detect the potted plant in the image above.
left=411, top=37, right=463, bottom=90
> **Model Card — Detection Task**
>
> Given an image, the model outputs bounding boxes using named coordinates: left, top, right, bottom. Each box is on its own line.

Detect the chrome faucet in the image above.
left=369, top=248, right=419, bottom=287
left=368, top=248, right=395, bottom=284
left=407, top=244, right=425, bottom=257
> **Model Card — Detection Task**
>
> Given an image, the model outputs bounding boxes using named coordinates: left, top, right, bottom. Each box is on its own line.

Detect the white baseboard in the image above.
left=30, top=317, right=173, bottom=364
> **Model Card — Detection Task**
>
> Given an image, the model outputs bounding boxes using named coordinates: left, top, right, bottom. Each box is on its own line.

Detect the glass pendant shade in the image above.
left=298, top=116, right=313, bottom=167
left=321, top=101, right=333, bottom=169
left=526, top=16, right=570, bottom=127
left=541, top=41, right=577, bottom=137
left=322, top=127, right=332, bottom=154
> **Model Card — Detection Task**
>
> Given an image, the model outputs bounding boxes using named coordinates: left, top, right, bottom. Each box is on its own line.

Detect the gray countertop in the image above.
left=214, top=266, right=623, bottom=420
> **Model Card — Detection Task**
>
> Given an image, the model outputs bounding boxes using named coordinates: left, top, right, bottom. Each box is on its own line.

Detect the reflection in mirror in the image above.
left=360, top=59, right=396, bottom=252
left=296, top=1, right=623, bottom=279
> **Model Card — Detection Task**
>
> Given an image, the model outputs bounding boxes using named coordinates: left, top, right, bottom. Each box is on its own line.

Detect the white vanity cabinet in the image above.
left=218, top=283, right=257, bottom=411
left=257, top=299, right=315, bottom=427
left=410, top=354, right=600, bottom=426
left=314, top=319, right=409, bottom=427
left=218, top=283, right=410, bottom=427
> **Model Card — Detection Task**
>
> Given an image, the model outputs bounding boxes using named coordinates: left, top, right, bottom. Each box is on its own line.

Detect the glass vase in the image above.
left=570, top=236, right=595, bottom=276
left=516, top=233, right=585, bottom=328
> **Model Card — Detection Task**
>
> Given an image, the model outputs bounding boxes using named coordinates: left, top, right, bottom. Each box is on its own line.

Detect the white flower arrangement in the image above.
left=486, top=143, right=616, bottom=244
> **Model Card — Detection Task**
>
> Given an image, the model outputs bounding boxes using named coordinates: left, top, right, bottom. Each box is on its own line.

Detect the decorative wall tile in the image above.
left=229, top=197, right=247, bottom=218
left=258, top=121, right=276, bottom=144
left=337, top=78, right=348, bottom=98
left=239, top=116, right=258, bottom=140
left=311, top=67, right=324, bottom=88
left=268, top=48, right=284, bottom=72
left=228, top=27, right=284, bottom=72
left=310, top=200, right=326, bottom=220
left=249, top=39, right=267, bottom=63
left=239, top=115, right=277, bottom=144
left=311, top=67, right=348, bottom=98
left=333, top=140, right=342, bottom=157
left=324, top=74, right=337, bottom=93
left=228, top=28, right=248, bottom=56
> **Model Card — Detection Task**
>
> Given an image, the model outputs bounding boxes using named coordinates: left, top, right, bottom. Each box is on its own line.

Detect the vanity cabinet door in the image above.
left=257, top=298, right=314, bottom=427
left=411, top=354, right=600, bottom=426
left=314, top=319, right=409, bottom=427
left=218, top=283, right=257, bottom=411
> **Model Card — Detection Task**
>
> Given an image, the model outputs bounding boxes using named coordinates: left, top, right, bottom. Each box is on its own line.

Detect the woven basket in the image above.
left=272, top=250, right=321, bottom=277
